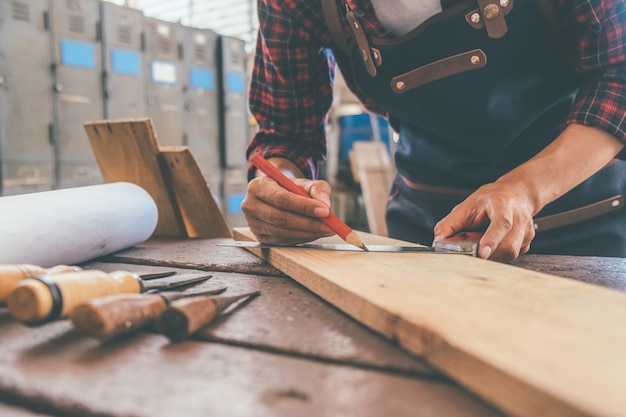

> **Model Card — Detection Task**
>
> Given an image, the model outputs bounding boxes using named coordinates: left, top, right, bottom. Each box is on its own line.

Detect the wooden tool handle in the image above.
left=7, top=270, right=141, bottom=325
left=71, top=294, right=167, bottom=339
left=158, top=296, right=217, bottom=342
left=0, top=264, right=80, bottom=302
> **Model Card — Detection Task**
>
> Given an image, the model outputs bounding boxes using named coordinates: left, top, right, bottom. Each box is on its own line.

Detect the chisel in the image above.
left=70, top=287, right=228, bottom=340
left=158, top=291, right=261, bottom=342
left=0, top=264, right=82, bottom=304
left=7, top=270, right=211, bottom=326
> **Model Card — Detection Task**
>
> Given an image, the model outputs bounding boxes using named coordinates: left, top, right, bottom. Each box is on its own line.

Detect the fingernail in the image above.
left=314, top=207, right=329, bottom=217
left=432, top=235, right=441, bottom=244
left=480, top=245, right=492, bottom=259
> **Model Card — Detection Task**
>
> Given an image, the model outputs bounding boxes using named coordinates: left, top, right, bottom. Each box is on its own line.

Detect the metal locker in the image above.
left=100, top=1, right=145, bottom=119
left=49, top=0, right=103, bottom=188
left=217, top=35, right=250, bottom=169
left=143, top=17, right=184, bottom=147
left=222, top=168, right=248, bottom=227
left=0, top=0, right=55, bottom=195
left=182, top=26, right=221, bottom=202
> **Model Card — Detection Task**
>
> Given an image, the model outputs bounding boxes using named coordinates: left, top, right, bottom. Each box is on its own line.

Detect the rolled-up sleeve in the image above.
left=565, top=0, right=626, bottom=152
left=247, top=0, right=336, bottom=180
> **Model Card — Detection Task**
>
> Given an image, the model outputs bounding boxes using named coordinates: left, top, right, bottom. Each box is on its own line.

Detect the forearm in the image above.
left=496, top=123, right=625, bottom=214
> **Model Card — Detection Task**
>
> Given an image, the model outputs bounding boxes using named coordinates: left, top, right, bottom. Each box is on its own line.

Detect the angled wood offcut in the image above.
left=85, top=118, right=232, bottom=239
left=233, top=227, right=626, bottom=417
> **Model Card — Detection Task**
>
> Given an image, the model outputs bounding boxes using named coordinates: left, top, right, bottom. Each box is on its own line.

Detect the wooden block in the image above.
left=160, top=147, right=232, bottom=238
left=84, top=119, right=185, bottom=237
left=233, top=227, right=626, bottom=417
left=350, top=142, right=394, bottom=236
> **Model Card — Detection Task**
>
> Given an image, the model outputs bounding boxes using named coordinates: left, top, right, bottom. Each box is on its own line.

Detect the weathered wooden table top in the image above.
left=1, top=238, right=624, bottom=417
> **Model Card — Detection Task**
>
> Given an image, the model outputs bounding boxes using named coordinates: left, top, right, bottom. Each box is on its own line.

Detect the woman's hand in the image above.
left=241, top=159, right=335, bottom=245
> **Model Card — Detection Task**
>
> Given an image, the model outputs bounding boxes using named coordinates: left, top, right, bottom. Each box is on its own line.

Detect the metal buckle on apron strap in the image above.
left=345, top=7, right=380, bottom=76
left=465, top=0, right=514, bottom=39
left=399, top=176, right=625, bottom=232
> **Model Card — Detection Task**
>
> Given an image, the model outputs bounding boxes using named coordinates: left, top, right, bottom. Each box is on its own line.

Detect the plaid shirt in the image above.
left=247, top=0, right=626, bottom=180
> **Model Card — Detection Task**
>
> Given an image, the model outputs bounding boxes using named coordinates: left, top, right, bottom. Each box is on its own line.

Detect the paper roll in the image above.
left=0, top=182, right=158, bottom=267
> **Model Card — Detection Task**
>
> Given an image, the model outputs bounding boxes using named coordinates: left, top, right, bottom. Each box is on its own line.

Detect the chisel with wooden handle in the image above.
left=0, top=264, right=81, bottom=304
left=70, top=287, right=228, bottom=340
left=7, top=270, right=211, bottom=326
left=158, top=291, right=261, bottom=342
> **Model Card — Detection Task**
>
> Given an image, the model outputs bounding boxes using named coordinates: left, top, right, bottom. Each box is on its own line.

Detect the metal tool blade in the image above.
left=138, top=271, right=177, bottom=280
left=141, top=273, right=212, bottom=292
left=218, top=241, right=474, bottom=255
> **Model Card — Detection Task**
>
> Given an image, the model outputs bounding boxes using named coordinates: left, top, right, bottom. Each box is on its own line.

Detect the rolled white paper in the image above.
left=0, top=182, right=158, bottom=267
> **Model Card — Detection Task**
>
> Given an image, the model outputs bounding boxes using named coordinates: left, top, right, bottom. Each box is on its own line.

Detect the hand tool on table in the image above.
left=158, top=291, right=261, bottom=342
left=70, top=287, right=228, bottom=340
left=7, top=270, right=208, bottom=326
left=250, top=154, right=368, bottom=251
left=0, top=264, right=82, bottom=304
left=219, top=231, right=482, bottom=256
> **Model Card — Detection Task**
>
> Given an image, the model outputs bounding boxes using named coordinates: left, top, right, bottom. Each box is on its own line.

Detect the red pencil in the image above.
left=250, top=154, right=368, bottom=251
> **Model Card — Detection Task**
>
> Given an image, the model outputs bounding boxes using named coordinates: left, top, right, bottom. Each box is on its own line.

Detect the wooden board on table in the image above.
left=84, top=119, right=185, bottom=237
left=160, top=147, right=232, bottom=238
left=233, top=227, right=626, bottom=417
left=349, top=142, right=394, bottom=236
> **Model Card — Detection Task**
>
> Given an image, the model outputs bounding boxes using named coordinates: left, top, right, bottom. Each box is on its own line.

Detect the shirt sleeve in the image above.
left=564, top=0, right=626, bottom=152
left=246, top=0, right=336, bottom=180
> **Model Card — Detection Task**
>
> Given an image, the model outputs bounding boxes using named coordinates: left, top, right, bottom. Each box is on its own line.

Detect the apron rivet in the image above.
left=396, top=81, right=406, bottom=90
left=483, top=4, right=500, bottom=20
left=470, top=13, right=481, bottom=24
left=353, top=21, right=360, bottom=30
left=361, top=49, right=369, bottom=61
left=500, top=0, right=509, bottom=7
left=612, top=199, right=621, bottom=208
left=470, top=55, right=481, bottom=65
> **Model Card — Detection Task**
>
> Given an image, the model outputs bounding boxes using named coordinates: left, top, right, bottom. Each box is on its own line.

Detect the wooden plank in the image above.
left=84, top=119, right=185, bottom=237
left=349, top=142, right=394, bottom=236
left=233, top=227, right=626, bottom=417
left=160, top=147, right=232, bottom=239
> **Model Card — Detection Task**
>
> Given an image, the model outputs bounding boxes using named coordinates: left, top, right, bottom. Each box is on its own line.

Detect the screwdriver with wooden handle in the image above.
left=158, top=291, right=261, bottom=342
left=70, top=287, right=228, bottom=340
left=7, top=270, right=211, bottom=326
left=0, top=264, right=81, bottom=304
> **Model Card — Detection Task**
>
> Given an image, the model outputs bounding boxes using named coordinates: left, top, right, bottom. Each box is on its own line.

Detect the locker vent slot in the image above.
left=11, top=1, right=30, bottom=22
left=194, top=46, right=206, bottom=63
left=118, top=26, right=131, bottom=44
left=157, top=37, right=170, bottom=54
left=68, top=14, right=85, bottom=34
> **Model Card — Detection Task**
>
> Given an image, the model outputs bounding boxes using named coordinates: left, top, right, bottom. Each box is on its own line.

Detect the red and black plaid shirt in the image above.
left=247, top=0, right=626, bottom=180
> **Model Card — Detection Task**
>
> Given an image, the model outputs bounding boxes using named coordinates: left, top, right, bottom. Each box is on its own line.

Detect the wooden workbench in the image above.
left=0, top=238, right=624, bottom=417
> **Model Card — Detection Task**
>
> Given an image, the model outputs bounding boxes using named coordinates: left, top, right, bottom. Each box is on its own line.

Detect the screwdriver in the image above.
left=7, top=270, right=210, bottom=326
left=0, top=264, right=82, bottom=304
left=158, top=291, right=261, bottom=342
left=70, top=287, right=228, bottom=340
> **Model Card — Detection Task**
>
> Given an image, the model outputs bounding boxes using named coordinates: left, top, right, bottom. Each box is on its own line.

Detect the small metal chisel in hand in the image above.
left=7, top=270, right=209, bottom=326
left=70, top=287, right=228, bottom=340
left=158, top=291, right=261, bottom=342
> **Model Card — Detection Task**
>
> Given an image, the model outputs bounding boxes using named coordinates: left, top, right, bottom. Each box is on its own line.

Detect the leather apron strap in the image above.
left=321, top=0, right=350, bottom=57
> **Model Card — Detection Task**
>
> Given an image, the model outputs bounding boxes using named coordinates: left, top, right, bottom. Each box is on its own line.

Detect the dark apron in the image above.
left=325, top=0, right=626, bottom=256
